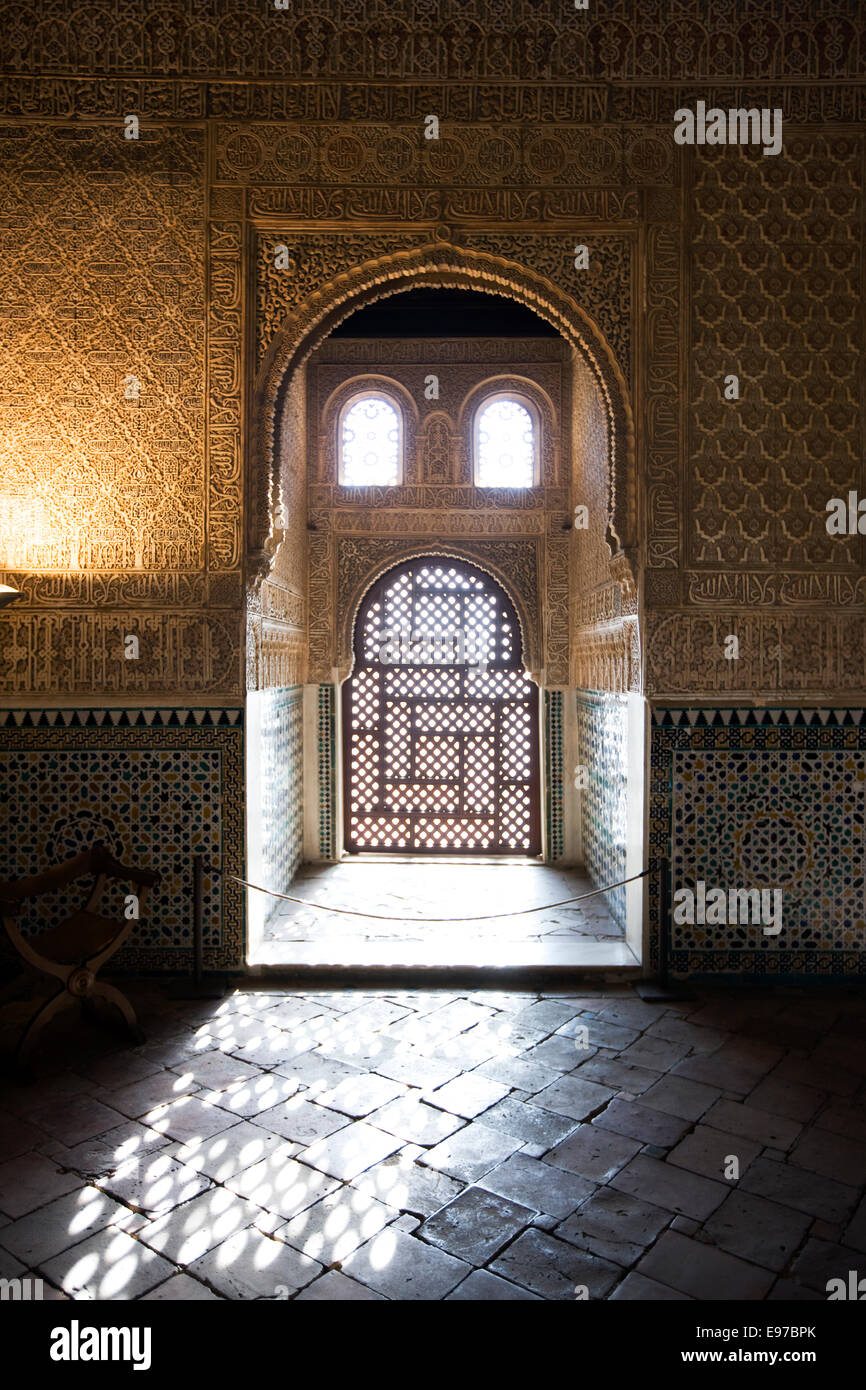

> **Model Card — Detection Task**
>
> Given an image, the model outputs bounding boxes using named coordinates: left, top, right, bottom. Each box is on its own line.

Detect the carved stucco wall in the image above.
left=0, top=0, right=862, bottom=710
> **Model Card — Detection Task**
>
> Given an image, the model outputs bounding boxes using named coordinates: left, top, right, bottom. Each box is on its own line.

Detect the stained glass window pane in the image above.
left=476, top=398, right=535, bottom=488
left=341, top=396, right=400, bottom=485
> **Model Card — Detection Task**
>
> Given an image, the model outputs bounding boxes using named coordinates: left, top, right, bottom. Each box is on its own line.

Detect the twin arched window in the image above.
left=338, top=391, right=538, bottom=488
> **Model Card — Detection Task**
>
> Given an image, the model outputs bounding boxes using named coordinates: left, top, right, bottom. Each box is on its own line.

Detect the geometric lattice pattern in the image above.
left=0, top=706, right=244, bottom=972
left=576, top=692, right=628, bottom=930
left=258, top=687, right=304, bottom=924
left=650, top=708, right=866, bottom=980
left=344, top=558, right=540, bottom=854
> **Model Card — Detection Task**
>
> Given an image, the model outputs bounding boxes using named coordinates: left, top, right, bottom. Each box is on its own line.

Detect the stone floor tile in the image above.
left=843, top=1195, right=866, bottom=1254
left=76, top=1053, right=164, bottom=1090
left=740, top=1157, right=859, bottom=1224
left=520, top=1035, right=591, bottom=1072
left=27, top=1094, right=128, bottom=1148
left=372, top=1051, right=464, bottom=1092
left=640, top=1075, right=721, bottom=1121
left=609, top=1271, right=693, bottom=1300
left=249, top=1096, right=350, bottom=1147
left=479, top=1151, right=595, bottom=1219
left=419, top=1122, right=523, bottom=1183
left=47, top=1121, right=171, bottom=1179
left=138, top=1185, right=263, bottom=1265
left=645, top=1018, right=730, bottom=1054
left=475, top=1055, right=560, bottom=1094
left=489, top=1228, right=620, bottom=1300
left=637, top=1229, right=774, bottom=1300
left=207, top=1070, right=307, bottom=1119
left=666, top=1124, right=762, bottom=1183
left=147, top=1094, right=242, bottom=1145
left=703, top=1098, right=801, bottom=1150
left=299, top=1121, right=402, bottom=1182
left=428, top=1073, right=510, bottom=1119
left=545, top=1124, right=641, bottom=1183
left=702, top=1191, right=812, bottom=1272
left=367, top=1095, right=464, bottom=1146
left=789, top=1126, right=866, bottom=1188
left=814, top=1102, right=866, bottom=1146
left=225, top=1151, right=339, bottom=1219
left=315, top=1033, right=399, bottom=1071
left=766, top=1277, right=824, bottom=1301
left=100, top=1150, right=212, bottom=1216
left=610, top=1155, right=728, bottom=1222
left=509, top=1001, right=582, bottom=1034
left=0, top=1185, right=133, bottom=1266
left=445, top=1268, right=543, bottom=1300
left=173, top=1121, right=289, bottom=1183
left=592, top=1097, right=691, bottom=1148
left=168, top=1048, right=264, bottom=1092
left=141, top=1273, right=222, bottom=1300
left=420, top=1186, right=534, bottom=1265
left=0, top=1152, right=83, bottom=1219
left=478, top=1098, right=576, bottom=1149
left=561, top=1018, right=639, bottom=1050
left=351, top=1149, right=464, bottom=1217
left=615, top=1036, right=693, bottom=1071
left=41, top=1225, right=176, bottom=1300
left=531, top=1074, right=614, bottom=1121
left=745, top=1076, right=825, bottom=1122
left=769, top=1055, right=859, bottom=1097
left=594, top=999, right=667, bottom=1031
left=278, top=1185, right=398, bottom=1264
left=788, top=1237, right=865, bottom=1293
left=342, top=1227, right=471, bottom=1300
left=316, top=1072, right=409, bottom=1117
left=295, top=1269, right=387, bottom=1300
left=0, top=1114, right=49, bottom=1164
left=270, top=1053, right=362, bottom=1094
left=188, top=1225, right=322, bottom=1300
left=107, top=1072, right=201, bottom=1121
left=555, top=1187, right=670, bottom=1267
left=573, top=1057, right=661, bottom=1095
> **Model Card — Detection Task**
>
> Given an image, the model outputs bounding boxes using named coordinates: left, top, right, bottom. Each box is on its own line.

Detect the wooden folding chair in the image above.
left=0, top=843, right=161, bottom=1072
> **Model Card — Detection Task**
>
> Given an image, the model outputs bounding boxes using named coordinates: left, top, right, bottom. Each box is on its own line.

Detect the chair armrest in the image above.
left=0, top=849, right=98, bottom=902
left=91, top=846, right=161, bottom=888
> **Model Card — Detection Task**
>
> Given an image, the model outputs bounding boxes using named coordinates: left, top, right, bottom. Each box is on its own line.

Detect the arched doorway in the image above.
left=342, top=556, right=541, bottom=857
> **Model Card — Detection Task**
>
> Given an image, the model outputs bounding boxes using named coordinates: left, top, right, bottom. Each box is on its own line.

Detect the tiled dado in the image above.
left=317, top=684, right=336, bottom=860
left=650, top=708, right=866, bottom=979
left=0, top=706, right=244, bottom=971
left=257, top=688, right=303, bottom=924
left=576, top=692, right=628, bottom=930
left=544, top=690, right=564, bottom=863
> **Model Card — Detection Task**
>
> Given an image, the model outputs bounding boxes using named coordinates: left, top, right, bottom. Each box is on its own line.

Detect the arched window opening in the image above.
left=339, top=393, right=402, bottom=486
left=343, top=557, right=540, bottom=855
left=474, top=395, right=537, bottom=488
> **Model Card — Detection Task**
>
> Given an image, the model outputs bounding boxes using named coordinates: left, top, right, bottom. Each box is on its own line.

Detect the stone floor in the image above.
left=1, top=981, right=864, bottom=1300
left=257, top=860, right=634, bottom=969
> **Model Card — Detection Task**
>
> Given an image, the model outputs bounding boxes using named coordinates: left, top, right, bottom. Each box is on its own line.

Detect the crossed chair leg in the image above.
left=13, top=974, right=145, bottom=1075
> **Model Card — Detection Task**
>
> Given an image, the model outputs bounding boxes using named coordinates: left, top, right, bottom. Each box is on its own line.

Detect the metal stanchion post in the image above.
left=636, top=855, right=694, bottom=1002
left=168, top=853, right=227, bottom=999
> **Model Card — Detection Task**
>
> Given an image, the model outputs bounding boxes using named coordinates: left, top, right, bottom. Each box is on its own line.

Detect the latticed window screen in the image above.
left=343, top=558, right=541, bottom=855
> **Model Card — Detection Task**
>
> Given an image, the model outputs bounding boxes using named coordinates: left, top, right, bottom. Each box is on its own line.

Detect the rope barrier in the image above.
left=227, top=867, right=652, bottom=923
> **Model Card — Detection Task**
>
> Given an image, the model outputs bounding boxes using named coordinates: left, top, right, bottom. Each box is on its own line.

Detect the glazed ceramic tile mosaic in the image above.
left=0, top=707, right=244, bottom=971
left=257, top=688, right=304, bottom=924
left=650, top=707, right=866, bottom=979
left=317, top=683, right=336, bottom=859
left=544, top=689, right=564, bottom=862
left=576, top=692, right=628, bottom=929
